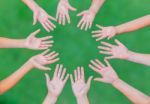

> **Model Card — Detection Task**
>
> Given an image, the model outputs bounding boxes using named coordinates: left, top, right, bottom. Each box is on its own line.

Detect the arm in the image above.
left=92, top=15, right=150, bottom=40
left=70, top=67, right=93, bottom=104
left=0, top=49, right=59, bottom=95
left=99, top=39, right=150, bottom=66
left=0, top=29, right=54, bottom=49
left=77, top=0, right=105, bottom=31
left=43, top=64, right=69, bottom=104
left=22, top=0, right=56, bottom=32
left=89, top=59, right=150, bottom=104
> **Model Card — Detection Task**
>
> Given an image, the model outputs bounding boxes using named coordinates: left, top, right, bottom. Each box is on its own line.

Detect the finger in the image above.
left=92, top=34, right=102, bottom=38
left=62, top=14, right=65, bottom=26
left=94, top=78, right=104, bottom=82
left=96, top=24, right=104, bottom=29
left=60, top=68, right=66, bottom=80
left=77, top=11, right=85, bottom=16
left=81, top=67, right=84, bottom=80
left=56, top=11, right=59, bottom=21
left=30, top=29, right=40, bottom=37
left=33, top=14, right=37, bottom=25
left=47, top=58, right=60, bottom=64
left=77, top=67, right=81, bottom=80
left=100, top=51, right=112, bottom=55
left=45, top=51, right=56, bottom=57
left=68, top=4, right=77, bottom=11
left=81, top=22, right=86, bottom=30
left=90, top=60, right=102, bottom=69
left=58, top=13, right=62, bottom=24
left=96, top=36, right=106, bottom=41
left=70, top=74, right=74, bottom=84
left=66, top=13, right=70, bottom=24
left=105, top=56, right=115, bottom=60
left=45, top=73, right=50, bottom=85
left=89, top=64, right=100, bottom=73
left=57, top=64, right=63, bottom=78
left=41, top=49, right=50, bottom=55
left=41, top=23, right=50, bottom=32
left=47, top=20, right=56, bottom=29
left=95, top=59, right=105, bottom=68
left=46, top=53, right=59, bottom=60
left=98, top=46, right=111, bottom=51
left=41, top=41, right=54, bottom=45
left=40, top=36, right=53, bottom=41
left=54, top=64, right=59, bottom=78
left=115, top=39, right=122, bottom=46
left=92, top=30, right=102, bottom=34
left=48, top=15, right=56, bottom=21
left=63, top=74, right=69, bottom=84
left=77, top=18, right=84, bottom=28
left=104, top=59, right=111, bottom=67
left=44, top=22, right=54, bottom=31
left=74, top=70, right=77, bottom=81
left=40, top=44, right=52, bottom=48
left=87, top=76, right=93, bottom=88
left=101, top=42, right=114, bottom=48
left=89, top=22, right=92, bottom=29
left=39, top=47, right=49, bottom=50
left=85, top=21, right=89, bottom=31
left=38, top=65, right=51, bottom=70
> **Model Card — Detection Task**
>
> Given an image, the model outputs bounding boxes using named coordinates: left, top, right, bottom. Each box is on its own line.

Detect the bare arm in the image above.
left=89, top=59, right=150, bottom=104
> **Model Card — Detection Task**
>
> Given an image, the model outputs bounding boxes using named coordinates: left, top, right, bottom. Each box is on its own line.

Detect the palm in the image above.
left=26, top=36, right=41, bottom=49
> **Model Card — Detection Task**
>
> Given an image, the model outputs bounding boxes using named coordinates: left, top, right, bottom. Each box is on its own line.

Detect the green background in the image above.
left=0, top=0, right=150, bottom=104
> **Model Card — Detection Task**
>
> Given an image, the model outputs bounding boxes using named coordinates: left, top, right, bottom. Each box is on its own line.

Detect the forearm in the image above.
left=126, top=51, right=150, bottom=66
left=115, top=15, right=150, bottom=34
left=22, top=0, right=39, bottom=12
left=43, top=93, right=58, bottom=104
left=0, top=61, right=33, bottom=95
left=89, top=0, right=105, bottom=15
left=0, top=37, right=25, bottom=48
left=112, top=79, right=150, bottom=104
left=76, top=96, right=89, bottom=104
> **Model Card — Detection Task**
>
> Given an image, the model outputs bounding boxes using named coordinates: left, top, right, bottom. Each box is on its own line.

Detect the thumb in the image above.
left=30, top=29, right=40, bottom=37
left=94, top=78, right=105, bottom=83
left=33, top=14, right=37, bottom=25
left=77, top=11, right=86, bottom=16
left=114, top=39, right=122, bottom=46
left=87, top=76, right=93, bottom=88
left=45, top=73, right=51, bottom=84
left=68, top=4, right=76, bottom=11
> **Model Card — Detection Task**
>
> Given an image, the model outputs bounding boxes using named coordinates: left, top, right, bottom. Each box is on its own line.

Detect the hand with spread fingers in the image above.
left=70, top=67, right=93, bottom=104
left=29, top=49, right=59, bottom=70
left=43, top=64, right=69, bottom=104
left=56, top=0, right=76, bottom=25
left=99, top=39, right=129, bottom=60
left=92, top=24, right=117, bottom=41
left=89, top=59, right=119, bottom=84
left=24, top=29, right=54, bottom=50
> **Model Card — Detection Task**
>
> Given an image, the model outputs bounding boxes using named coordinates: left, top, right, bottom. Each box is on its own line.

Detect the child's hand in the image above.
left=89, top=59, right=119, bottom=84
left=45, top=64, right=69, bottom=97
left=70, top=67, right=93, bottom=98
left=92, top=25, right=117, bottom=41
left=29, top=49, right=59, bottom=70
left=33, top=6, right=56, bottom=32
left=77, top=10, right=95, bottom=31
left=24, top=29, right=53, bottom=50
left=99, top=39, right=129, bottom=59
left=56, top=0, right=76, bottom=25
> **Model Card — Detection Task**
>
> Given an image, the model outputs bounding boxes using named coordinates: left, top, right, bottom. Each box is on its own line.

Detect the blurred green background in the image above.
left=0, top=0, right=150, bottom=104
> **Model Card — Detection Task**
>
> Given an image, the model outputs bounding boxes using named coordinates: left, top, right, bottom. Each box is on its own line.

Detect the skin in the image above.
left=0, top=29, right=53, bottom=49
left=70, top=67, right=93, bottom=104
left=77, top=0, right=105, bottom=31
left=0, top=49, right=59, bottom=95
left=92, top=15, right=150, bottom=40
left=56, top=0, right=76, bottom=25
left=89, top=59, right=150, bottom=104
left=43, top=64, right=69, bottom=104
left=22, top=0, right=56, bottom=32
left=99, top=39, right=150, bottom=66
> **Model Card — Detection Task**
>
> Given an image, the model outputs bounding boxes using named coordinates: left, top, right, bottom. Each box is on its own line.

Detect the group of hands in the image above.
left=28, top=0, right=96, bottom=32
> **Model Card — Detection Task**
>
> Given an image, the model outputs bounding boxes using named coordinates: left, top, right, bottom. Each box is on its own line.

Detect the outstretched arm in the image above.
left=0, top=49, right=59, bottom=95
left=92, top=15, right=150, bottom=40
left=99, top=39, right=150, bottom=66
left=89, top=59, right=150, bottom=104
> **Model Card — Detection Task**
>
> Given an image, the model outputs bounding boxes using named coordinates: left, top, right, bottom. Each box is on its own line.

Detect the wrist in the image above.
left=76, top=95, right=89, bottom=104
left=112, top=78, right=122, bottom=86
left=23, top=0, right=39, bottom=12
left=47, top=93, right=58, bottom=104
left=89, top=8, right=97, bottom=16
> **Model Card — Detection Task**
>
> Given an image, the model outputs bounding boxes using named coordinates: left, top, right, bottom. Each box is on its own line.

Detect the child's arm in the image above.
left=43, top=65, right=69, bottom=104
left=92, top=15, right=150, bottom=40
left=99, top=39, right=150, bottom=66
left=0, top=29, right=53, bottom=50
left=22, top=0, right=56, bottom=32
left=77, top=0, right=105, bottom=31
left=70, top=67, right=93, bottom=104
left=0, top=49, right=59, bottom=95
left=89, top=59, right=150, bottom=104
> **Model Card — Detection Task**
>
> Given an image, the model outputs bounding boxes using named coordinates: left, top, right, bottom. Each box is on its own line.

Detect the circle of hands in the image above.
left=23, top=0, right=134, bottom=102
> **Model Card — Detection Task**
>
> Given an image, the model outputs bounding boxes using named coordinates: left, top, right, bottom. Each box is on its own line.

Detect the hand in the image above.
left=33, top=6, right=56, bottom=32
left=45, top=64, right=69, bottom=97
left=70, top=67, right=93, bottom=98
left=29, top=49, right=59, bottom=70
left=99, top=39, right=129, bottom=59
left=24, top=29, right=54, bottom=50
left=77, top=10, right=95, bottom=31
left=56, top=0, right=76, bottom=25
left=89, top=59, right=119, bottom=84
left=92, top=24, right=117, bottom=41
